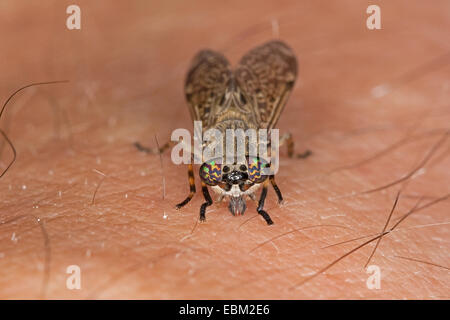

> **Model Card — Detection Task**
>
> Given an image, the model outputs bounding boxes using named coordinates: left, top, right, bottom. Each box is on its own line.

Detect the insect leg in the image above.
left=279, top=132, right=295, bottom=157
left=134, top=141, right=175, bottom=154
left=279, top=132, right=312, bottom=159
left=269, top=175, right=283, bottom=204
left=257, top=180, right=274, bottom=225
left=199, top=182, right=212, bottom=222
left=175, top=163, right=196, bottom=209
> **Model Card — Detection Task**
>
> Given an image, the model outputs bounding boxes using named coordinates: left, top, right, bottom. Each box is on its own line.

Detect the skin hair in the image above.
left=0, top=1, right=449, bottom=299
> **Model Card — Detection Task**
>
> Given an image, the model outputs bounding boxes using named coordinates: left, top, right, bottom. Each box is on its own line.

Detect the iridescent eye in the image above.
left=199, top=159, right=222, bottom=185
left=247, top=157, right=269, bottom=183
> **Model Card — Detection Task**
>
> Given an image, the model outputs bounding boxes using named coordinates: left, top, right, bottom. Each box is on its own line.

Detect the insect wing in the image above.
left=235, top=40, right=298, bottom=129
left=184, top=50, right=232, bottom=129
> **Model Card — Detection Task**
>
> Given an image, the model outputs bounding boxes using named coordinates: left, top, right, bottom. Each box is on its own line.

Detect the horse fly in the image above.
left=137, top=40, right=299, bottom=225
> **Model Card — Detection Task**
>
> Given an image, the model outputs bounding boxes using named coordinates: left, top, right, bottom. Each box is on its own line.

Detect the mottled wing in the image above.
left=185, top=50, right=232, bottom=128
left=235, top=40, right=298, bottom=129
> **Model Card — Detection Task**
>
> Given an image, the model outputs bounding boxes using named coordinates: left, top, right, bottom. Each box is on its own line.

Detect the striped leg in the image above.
left=176, top=164, right=196, bottom=209
left=279, top=133, right=312, bottom=159
left=134, top=140, right=176, bottom=154
left=257, top=180, right=274, bottom=225
left=199, top=182, right=212, bottom=222
left=279, top=132, right=295, bottom=157
left=269, top=175, right=284, bottom=204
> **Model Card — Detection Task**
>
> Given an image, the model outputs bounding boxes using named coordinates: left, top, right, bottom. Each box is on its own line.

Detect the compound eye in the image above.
left=199, top=159, right=222, bottom=186
left=247, top=157, right=269, bottom=183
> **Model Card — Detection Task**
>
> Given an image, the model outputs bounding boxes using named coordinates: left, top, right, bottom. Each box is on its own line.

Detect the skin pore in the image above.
left=0, top=1, right=448, bottom=299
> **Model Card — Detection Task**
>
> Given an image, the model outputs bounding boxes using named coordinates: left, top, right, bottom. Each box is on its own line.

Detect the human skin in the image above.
left=0, top=0, right=448, bottom=299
